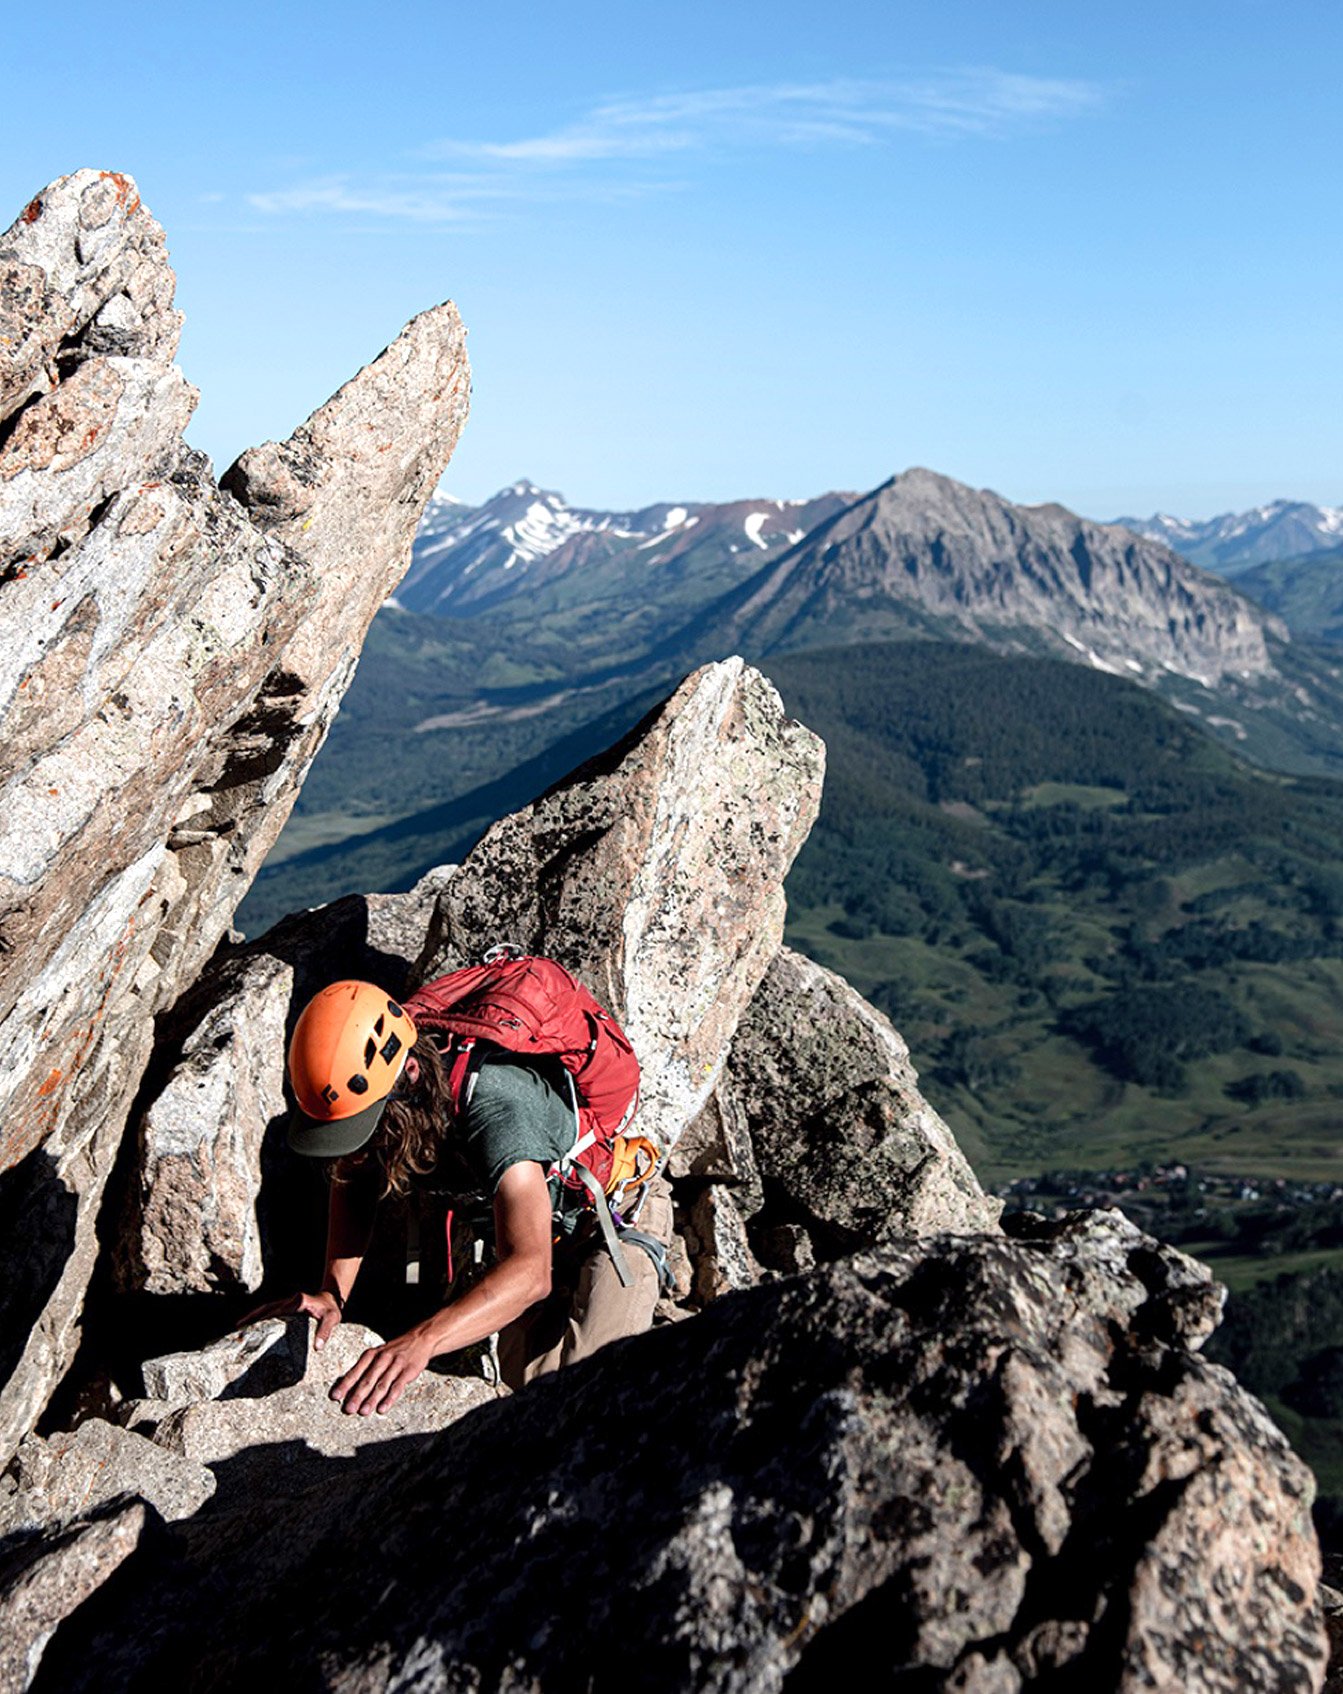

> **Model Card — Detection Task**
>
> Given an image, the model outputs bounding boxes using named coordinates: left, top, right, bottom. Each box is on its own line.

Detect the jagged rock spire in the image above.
left=0, top=170, right=469, bottom=1457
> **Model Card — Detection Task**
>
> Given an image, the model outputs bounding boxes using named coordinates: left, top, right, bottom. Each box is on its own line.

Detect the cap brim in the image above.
left=287, top=1093, right=391, bottom=1158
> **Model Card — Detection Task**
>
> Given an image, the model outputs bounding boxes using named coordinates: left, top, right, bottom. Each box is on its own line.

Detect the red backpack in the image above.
left=402, top=946, right=642, bottom=1193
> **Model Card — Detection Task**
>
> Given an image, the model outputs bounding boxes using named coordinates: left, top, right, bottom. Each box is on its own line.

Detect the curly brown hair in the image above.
left=333, top=1035, right=476, bottom=1199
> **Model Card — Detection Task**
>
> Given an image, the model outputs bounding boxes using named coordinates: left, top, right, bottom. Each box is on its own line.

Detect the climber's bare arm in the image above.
left=330, top=1161, right=553, bottom=1416
left=238, top=1170, right=377, bottom=1348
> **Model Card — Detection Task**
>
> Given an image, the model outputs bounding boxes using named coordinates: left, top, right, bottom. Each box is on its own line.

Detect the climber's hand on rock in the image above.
left=237, top=1290, right=343, bottom=1349
left=330, top=1331, right=432, bottom=1417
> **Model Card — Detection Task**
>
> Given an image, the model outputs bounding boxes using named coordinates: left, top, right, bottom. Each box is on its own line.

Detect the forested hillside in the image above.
left=765, top=642, right=1343, bottom=1185
left=250, top=631, right=1343, bottom=1198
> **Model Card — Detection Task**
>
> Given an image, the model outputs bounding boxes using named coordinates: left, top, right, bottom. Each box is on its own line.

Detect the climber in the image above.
left=241, top=954, right=672, bottom=1415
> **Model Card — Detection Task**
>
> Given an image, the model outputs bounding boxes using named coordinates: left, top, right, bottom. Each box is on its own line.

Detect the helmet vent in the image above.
left=373, top=1015, right=385, bottom=1037
left=363, top=1036, right=377, bottom=1068
left=380, top=1032, right=403, bottom=1064
left=347, top=1074, right=369, bottom=1095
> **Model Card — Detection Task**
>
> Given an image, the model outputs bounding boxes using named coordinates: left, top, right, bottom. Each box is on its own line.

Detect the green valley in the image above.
left=764, top=642, right=1343, bottom=1187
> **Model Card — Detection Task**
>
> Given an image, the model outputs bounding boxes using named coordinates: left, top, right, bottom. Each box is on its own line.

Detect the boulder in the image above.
left=683, top=1185, right=758, bottom=1304
left=725, top=946, right=1000, bottom=1250
left=751, top=1221, right=815, bottom=1277
left=0, top=1421, right=213, bottom=1535
left=119, top=953, right=290, bottom=1297
left=0, top=1499, right=148, bottom=1694
left=420, top=658, right=826, bottom=1151
left=0, top=167, right=468, bottom=1455
left=29, top=1212, right=1325, bottom=1692
left=123, top=1318, right=498, bottom=1502
left=671, top=1079, right=764, bottom=1215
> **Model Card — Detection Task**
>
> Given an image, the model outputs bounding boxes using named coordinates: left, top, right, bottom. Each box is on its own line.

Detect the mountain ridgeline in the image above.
left=243, top=464, right=1343, bottom=940
left=400, top=480, right=854, bottom=625
left=401, top=468, right=1284, bottom=685
left=238, top=461, right=1343, bottom=1180
left=1117, top=499, right=1343, bottom=575
left=673, top=467, right=1278, bottom=683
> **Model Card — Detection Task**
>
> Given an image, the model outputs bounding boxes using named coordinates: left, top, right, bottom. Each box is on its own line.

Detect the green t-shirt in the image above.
left=458, top=1052, right=577, bottom=1193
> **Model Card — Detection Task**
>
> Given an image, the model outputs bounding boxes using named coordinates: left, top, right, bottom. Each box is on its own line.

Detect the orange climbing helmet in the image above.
left=286, top=981, right=417, bottom=1157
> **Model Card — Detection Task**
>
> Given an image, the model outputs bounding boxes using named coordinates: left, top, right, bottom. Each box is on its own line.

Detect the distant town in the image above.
left=997, top=1164, right=1343, bottom=1258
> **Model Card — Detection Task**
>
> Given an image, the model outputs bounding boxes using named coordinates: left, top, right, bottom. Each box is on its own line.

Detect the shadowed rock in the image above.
left=0, top=170, right=469, bottom=1458
left=29, top=1213, right=1326, bottom=1692
left=0, top=1498, right=149, bottom=1693
left=727, top=946, right=1000, bottom=1254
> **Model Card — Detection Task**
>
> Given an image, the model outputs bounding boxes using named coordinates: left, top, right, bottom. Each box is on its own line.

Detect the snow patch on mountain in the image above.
left=397, top=481, right=857, bottom=616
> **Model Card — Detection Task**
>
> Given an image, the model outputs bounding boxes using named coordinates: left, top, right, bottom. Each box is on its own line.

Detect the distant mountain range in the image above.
left=398, top=481, right=853, bottom=618
left=1114, top=500, right=1343, bottom=575
left=402, top=470, right=1282, bottom=686
left=240, top=467, right=1343, bottom=934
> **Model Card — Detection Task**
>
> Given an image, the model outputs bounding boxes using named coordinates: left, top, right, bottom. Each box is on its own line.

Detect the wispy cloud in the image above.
left=246, top=70, right=1106, bottom=225
left=424, top=73, right=1105, bottom=161
left=247, top=176, right=512, bottom=223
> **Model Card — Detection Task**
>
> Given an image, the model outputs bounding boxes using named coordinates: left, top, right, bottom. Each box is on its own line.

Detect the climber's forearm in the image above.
left=330, top=1161, right=554, bottom=1415
left=413, top=1248, right=552, bottom=1358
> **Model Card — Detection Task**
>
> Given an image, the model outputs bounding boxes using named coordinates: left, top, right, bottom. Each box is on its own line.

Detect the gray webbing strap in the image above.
left=572, top=1164, right=635, bottom=1288
left=618, top=1228, right=675, bottom=1296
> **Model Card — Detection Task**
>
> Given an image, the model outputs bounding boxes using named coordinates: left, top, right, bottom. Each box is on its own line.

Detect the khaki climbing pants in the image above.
left=497, top=1179, right=672, bottom=1390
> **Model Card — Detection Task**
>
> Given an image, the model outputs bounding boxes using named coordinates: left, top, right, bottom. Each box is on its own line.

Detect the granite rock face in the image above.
left=728, top=946, right=1000, bottom=1255
left=422, top=657, right=827, bottom=1151
left=0, top=1420, right=214, bottom=1537
left=0, top=172, right=468, bottom=1457
left=123, top=1318, right=499, bottom=1495
left=30, top=1212, right=1327, bottom=1693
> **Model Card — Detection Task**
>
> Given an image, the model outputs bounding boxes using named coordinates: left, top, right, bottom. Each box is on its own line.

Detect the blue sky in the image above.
left=4, top=1, right=1339, bottom=517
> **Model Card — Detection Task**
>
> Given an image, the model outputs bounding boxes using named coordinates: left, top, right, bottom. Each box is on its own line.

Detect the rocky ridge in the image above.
left=0, top=174, right=1330, bottom=1690
left=0, top=171, right=469, bottom=1459
left=14, top=1213, right=1327, bottom=1694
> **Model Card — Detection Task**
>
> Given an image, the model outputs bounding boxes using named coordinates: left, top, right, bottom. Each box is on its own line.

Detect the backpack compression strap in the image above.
left=568, top=1163, right=635, bottom=1288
